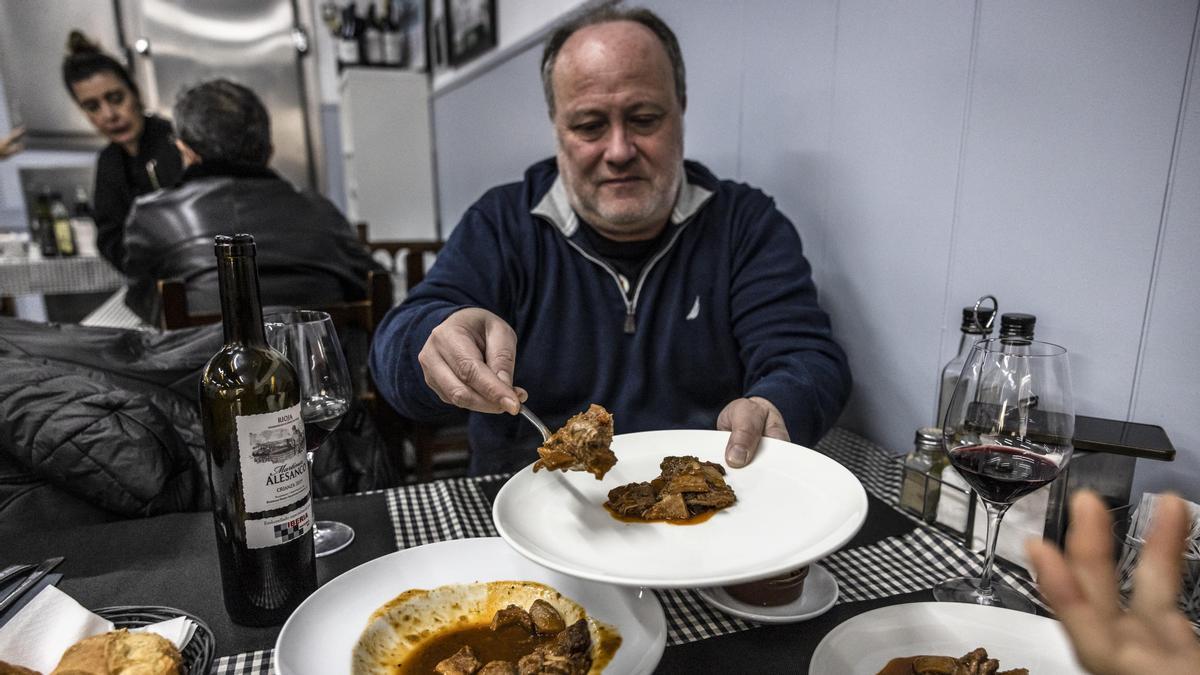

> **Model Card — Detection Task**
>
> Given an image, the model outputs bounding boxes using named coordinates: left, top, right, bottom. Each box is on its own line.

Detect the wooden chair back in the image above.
left=156, top=270, right=394, bottom=333
left=355, top=223, right=468, bottom=481
left=355, top=223, right=444, bottom=293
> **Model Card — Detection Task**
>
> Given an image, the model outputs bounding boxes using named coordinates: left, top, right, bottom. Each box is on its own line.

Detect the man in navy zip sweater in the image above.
left=370, top=7, right=851, bottom=476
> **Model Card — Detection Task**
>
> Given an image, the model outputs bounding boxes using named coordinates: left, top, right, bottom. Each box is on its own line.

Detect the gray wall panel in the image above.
left=432, top=47, right=553, bottom=234
left=948, top=0, right=1194, bottom=421
left=1131, top=10, right=1200, bottom=497
left=646, top=0, right=745, bottom=178
left=737, top=0, right=837, bottom=266
left=818, top=0, right=975, bottom=451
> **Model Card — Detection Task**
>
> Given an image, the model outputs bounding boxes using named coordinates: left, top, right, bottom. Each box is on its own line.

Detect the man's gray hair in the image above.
left=173, top=79, right=271, bottom=165
left=540, top=6, right=686, bottom=118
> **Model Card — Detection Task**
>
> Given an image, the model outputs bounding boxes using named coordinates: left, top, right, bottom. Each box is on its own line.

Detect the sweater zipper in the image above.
left=546, top=218, right=694, bottom=335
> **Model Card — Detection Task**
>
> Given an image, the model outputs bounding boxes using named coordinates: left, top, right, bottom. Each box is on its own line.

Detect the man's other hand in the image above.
left=717, top=396, right=789, bottom=468
left=418, top=307, right=527, bottom=415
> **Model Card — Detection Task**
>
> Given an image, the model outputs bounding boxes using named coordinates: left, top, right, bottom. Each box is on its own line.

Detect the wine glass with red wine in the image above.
left=932, top=337, right=1073, bottom=611
left=264, top=310, right=354, bottom=557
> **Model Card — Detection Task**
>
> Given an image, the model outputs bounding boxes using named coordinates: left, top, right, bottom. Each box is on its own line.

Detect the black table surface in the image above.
left=3, top=492, right=395, bottom=656
left=4, top=484, right=921, bottom=672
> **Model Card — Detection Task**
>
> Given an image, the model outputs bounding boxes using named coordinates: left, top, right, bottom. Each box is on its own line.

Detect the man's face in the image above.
left=71, top=72, right=144, bottom=153
left=551, top=21, right=684, bottom=242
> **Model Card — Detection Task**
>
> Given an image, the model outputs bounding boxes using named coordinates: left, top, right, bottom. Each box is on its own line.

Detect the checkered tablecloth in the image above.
left=0, top=256, right=124, bottom=295
left=212, top=428, right=1040, bottom=674
left=78, top=287, right=156, bottom=329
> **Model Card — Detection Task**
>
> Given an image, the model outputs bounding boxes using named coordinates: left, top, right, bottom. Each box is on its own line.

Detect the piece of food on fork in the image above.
left=532, top=404, right=617, bottom=480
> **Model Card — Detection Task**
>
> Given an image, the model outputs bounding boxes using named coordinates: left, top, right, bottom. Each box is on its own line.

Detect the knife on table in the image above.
left=0, top=563, right=34, bottom=588
left=0, top=557, right=64, bottom=615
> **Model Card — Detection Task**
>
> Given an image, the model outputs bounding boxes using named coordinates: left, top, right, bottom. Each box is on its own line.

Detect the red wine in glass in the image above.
left=303, top=396, right=350, bottom=452
left=932, top=338, right=1073, bottom=612
left=949, top=444, right=1062, bottom=503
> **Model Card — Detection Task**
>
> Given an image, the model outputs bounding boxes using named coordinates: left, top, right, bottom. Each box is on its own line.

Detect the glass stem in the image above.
left=977, top=500, right=1012, bottom=597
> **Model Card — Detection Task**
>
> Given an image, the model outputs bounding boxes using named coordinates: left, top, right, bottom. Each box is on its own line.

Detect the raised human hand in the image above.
left=716, top=396, right=789, bottom=468
left=418, top=307, right=527, bottom=414
left=1026, top=490, right=1200, bottom=675
left=0, top=126, right=25, bottom=159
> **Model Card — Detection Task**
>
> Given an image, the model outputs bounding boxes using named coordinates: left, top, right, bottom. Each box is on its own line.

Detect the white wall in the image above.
left=430, top=0, right=1200, bottom=500
left=431, top=0, right=593, bottom=93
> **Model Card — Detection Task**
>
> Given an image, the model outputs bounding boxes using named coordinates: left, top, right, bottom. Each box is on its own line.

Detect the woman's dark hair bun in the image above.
left=66, top=30, right=101, bottom=56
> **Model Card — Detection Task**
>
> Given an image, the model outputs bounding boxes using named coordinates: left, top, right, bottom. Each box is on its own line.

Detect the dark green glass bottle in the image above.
left=198, top=234, right=317, bottom=626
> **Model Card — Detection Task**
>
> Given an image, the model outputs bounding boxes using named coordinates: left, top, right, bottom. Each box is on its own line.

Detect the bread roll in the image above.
left=0, top=660, right=42, bottom=675
left=50, top=629, right=181, bottom=675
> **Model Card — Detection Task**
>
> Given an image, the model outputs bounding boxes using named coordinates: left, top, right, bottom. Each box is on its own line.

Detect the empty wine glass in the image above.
left=932, top=337, right=1074, bottom=611
left=264, top=310, right=354, bottom=557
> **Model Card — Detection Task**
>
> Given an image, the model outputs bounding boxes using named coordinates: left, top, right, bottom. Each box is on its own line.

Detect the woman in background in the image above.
left=61, top=30, right=182, bottom=271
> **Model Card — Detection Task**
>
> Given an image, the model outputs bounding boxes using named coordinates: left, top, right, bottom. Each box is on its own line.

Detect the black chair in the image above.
left=357, top=223, right=470, bottom=482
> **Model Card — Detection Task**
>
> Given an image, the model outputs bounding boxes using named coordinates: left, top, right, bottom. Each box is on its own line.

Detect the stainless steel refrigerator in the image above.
left=0, top=0, right=324, bottom=191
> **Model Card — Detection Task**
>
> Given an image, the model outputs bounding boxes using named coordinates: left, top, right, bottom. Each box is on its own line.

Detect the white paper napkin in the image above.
left=0, top=586, right=194, bottom=673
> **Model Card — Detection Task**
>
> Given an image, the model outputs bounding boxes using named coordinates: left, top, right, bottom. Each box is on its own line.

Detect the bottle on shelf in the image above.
left=31, top=187, right=58, bottom=258
left=70, top=186, right=99, bottom=257
left=337, top=2, right=363, bottom=69
left=199, top=234, right=317, bottom=626
left=899, top=427, right=949, bottom=522
left=363, top=1, right=384, bottom=65
left=382, top=0, right=406, bottom=66
left=935, top=301, right=996, bottom=427
left=49, top=192, right=77, bottom=257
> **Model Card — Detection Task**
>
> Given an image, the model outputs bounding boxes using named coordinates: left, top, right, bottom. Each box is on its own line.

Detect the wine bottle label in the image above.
left=383, top=34, right=402, bottom=64
left=338, top=39, right=360, bottom=64
left=366, top=32, right=383, bottom=64
left=245, top=500, right=313, bottom=550
left=236, top=405, right=310, bottom=513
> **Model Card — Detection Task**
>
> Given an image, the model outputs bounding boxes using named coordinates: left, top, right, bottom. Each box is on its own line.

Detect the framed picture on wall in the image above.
left=444, top=0, right=496, bottom=66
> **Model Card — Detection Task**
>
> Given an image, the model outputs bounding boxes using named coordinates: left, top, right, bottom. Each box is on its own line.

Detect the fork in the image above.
left=519, top=405, right=552, bottom=443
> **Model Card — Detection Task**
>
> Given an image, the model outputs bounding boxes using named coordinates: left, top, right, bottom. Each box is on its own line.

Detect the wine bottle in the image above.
left=70, top=186, right=99, bottom=257
left=49, top=192, right=77, bottom=257
left=363, top=1, right=384, bottom=65
left=199, top=234, right=317, bottom=626
left=32, top=186, right=58, bottom=258
left=382, top=0, right=405, bottom=66
left=337, top=2, right=362, bottom=69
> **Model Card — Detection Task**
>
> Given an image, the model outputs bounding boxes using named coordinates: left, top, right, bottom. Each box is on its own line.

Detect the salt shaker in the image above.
left=900, top=427, right=949, bottom=523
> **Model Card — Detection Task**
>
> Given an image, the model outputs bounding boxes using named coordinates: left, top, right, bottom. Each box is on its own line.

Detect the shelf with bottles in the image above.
left=324, top=0, right=427, bottom=73
left=27, top=185, right=99, bottom=260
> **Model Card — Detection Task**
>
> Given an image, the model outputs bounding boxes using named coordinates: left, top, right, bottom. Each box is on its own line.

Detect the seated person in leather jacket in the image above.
left=122, top=78, right=379, bottom=325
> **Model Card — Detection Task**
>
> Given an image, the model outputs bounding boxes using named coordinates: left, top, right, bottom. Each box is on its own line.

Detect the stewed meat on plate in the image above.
left=604, top=456, right=737, bottom=522
left=877, top=647, right=1028, bottom=675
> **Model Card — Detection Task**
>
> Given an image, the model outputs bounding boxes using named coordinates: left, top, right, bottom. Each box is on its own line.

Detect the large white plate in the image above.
left=493, top=430, right=868, bottom=588
left=809, top=602, right=1086, bottom=674
left=274, top=537, right=666, bottom=675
